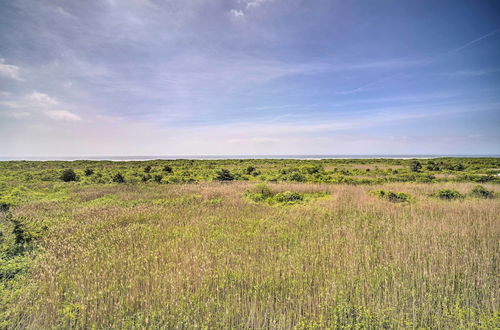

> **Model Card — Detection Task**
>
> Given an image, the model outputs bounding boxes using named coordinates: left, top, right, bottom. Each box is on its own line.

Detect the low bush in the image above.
left=0, top=202, right=10, bottom=212
left=245, top=166, right=256, bottom=175
left=274, top=191, right=304, bottom=203
left=245, top=183, right=279, bottom=203
left=254, top=183, right=272, bottom=199
left=410, top=160, right=422, bottom=172
left=470, top=185, right=494, bottom=199
left=60, top=169, right=77, bottom=182
left=434, top=189, right=463, bottom=200
left=373, top=190, right=411, bottom=203
left=215, top=169, right=234, bottom=181
left=287, top=172, right=305, bottom=182
left=112, top=173, right=125, bottom=183
left=245, top=183, right=326, bottom=205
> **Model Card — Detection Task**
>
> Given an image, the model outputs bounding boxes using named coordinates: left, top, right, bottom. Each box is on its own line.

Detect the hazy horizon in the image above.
left=1, top=1, right=500, bottom=156
left=1, top=153, right=499, bottom=162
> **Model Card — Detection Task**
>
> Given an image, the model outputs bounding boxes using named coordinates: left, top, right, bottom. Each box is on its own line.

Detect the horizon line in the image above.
left=1, top=154, right=499, bottom=161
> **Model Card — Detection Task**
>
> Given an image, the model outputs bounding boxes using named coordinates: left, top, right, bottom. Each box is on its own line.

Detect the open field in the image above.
left=1, top=159, right=499, bottom=328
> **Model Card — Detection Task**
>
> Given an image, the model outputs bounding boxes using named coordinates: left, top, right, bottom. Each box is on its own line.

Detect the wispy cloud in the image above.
left=245, top=0, right=274, bottom=10
left=0, top=91, right=84, bottom=122
left=44, top=110, right=82, bottom=121
left=446, top=28, right=500, bottom=55
left=332, top=28, right=500, bottom=96
left=189, top=102, right=499, bottom=139
left=0, top=58, right=23, bottom=81
left=229, top=0, right=274, bottom=18
left=1, top=0, right=499, bottom=156
left=1, top=111, right=30, bottom=119
left=230, top=9, right=244, bottom=18
left=28, top=92, right=59, bottom=107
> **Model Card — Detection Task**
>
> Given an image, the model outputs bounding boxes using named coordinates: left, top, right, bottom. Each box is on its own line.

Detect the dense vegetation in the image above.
left=0, top=158, right=499, bottom=328
left=0, top=158, right=498, bottom=189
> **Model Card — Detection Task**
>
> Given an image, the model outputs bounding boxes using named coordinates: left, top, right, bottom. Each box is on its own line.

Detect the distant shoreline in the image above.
left=1, top=155, right=499, bottom=161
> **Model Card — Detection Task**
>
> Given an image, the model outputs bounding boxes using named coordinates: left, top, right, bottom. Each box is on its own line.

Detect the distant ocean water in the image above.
left=1, top=155, right=499, bottom=161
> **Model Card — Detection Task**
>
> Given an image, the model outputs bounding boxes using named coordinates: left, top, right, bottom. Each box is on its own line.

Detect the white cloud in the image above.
left=230, top=0, right=273, bottom=19
left=1, top=111, right=30, bottom=119
left=44, top=110, right=82, bottom=121
left=28, top=92, right=59, bottom=106
left=0, top=58, right=23, bottom=81
left=0, top=93, right=55, bottom=109
left=1, top=91, right=83, bottom=122
left=230, top=9, right=245, bottom=18
left=245, top=0, right=273, bottom=9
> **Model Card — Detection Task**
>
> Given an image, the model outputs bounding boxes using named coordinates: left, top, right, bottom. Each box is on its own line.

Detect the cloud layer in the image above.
left=1, top=0, right=499, bottom=156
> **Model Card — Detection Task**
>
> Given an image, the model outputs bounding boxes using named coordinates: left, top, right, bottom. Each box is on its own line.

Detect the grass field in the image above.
left=1, top=159, right=499, bottom=328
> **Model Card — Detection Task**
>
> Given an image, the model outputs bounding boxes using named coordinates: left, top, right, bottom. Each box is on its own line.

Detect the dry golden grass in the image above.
left=7, top=182, right=500, bottom=328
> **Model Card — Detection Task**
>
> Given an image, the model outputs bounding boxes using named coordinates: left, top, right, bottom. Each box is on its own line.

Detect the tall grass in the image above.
left=5, top=182, right=500, bottom=328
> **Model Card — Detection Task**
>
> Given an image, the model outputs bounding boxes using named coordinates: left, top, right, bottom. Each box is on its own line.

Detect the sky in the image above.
left=1, top=0, right=500, bottom=157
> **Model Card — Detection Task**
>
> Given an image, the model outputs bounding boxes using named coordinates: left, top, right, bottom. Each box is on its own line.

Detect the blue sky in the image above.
left=1, top=0, right=499, bottom=156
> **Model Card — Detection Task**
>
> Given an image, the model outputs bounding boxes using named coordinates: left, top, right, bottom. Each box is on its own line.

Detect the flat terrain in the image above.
left=1, top=159, right=499, bottom=328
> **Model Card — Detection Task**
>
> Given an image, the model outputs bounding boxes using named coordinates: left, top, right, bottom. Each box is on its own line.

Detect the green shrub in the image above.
left=476, top=175, right=496, bottom=183
left=246, top=192, right=264, bottom=202
left=245, top=183, right=273, bottom=202
left=245, top=166, right=256, bottom=175
left=0, top=202, right=10, bottom=212
left=470, top=185, right=494, bottom=199
left=410, top=160, right=422, bottom=172
left=144, top=165, right=152, bottom=173
left=153, top=175, right=163, bottom=183
left=426, top=161, right=440, bottom=171
left=387, top=192, right=411, bottom=203
left=254, top=183, right=272, bottom=199
left=215, top=169, right=234, bottom=181
left=434, top=189, right=463, bottom=200
left=303, top=165, right=322, bottom=174
left=60, top=169, right=77, bottom=182
left=287, top=172, right=305, bottom=182
left=274, top=191, right=304, bottom=203
left=84, top=169, right=94, bottom=176
left=373, top=190, right=411, bottom=203
left=245, top=184, right=312, bottom=205
left=112, top=173, right=125, bottom=183
left=163, top=166, right=173, bottom=173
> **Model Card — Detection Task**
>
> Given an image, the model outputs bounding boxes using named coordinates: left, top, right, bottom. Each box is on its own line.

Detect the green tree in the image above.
left=410, top=160, right=422, bottom=172
left=60, top=169, right=77, bottom=182
left=215, top=169, right=234, bottom=181
left=245, top=166, right=256, bottom=175
left=112, top=173, right=125, bottom=183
